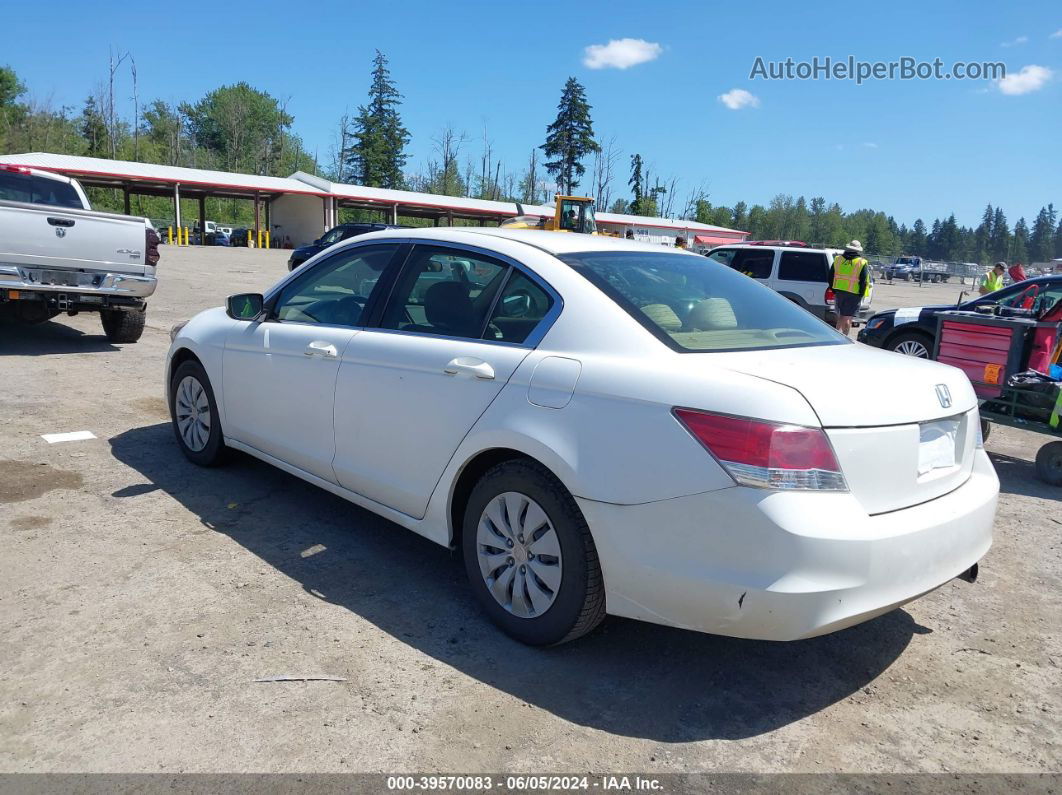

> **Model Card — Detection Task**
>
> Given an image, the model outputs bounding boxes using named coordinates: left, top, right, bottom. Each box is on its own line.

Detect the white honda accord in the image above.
left=167, top=228, right=997, bottom=645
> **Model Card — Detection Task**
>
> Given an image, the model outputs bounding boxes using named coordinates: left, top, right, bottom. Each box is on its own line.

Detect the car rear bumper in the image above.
left=578, top=449, right=997, bottom=641
left=0, top=265, right=157, bottom=298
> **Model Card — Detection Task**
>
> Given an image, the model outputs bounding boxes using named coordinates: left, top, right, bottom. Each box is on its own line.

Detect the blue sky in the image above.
left=6, top=0, right=1060, bottom=228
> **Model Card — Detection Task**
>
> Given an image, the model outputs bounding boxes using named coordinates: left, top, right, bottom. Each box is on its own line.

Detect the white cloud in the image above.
left=1001, top=35, right=1029, bottom=47
left=997, top=64, right=1054, bottom=95
left=862, top=142, right=879, bottom=149
left=717, top=88, right=760, bottom=110
left=582, top=39, right=662, bottom=70
left=1051, top=29, right=1062, bottom=39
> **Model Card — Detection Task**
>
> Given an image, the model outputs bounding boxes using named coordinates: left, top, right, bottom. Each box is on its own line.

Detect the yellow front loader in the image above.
left=502, top=195, right=605, bottom=235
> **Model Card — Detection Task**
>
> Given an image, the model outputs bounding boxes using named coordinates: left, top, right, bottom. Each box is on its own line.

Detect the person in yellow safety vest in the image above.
left=979, top=262, right=1006, bottom=296
left=829, top=239, right=869, bottom=335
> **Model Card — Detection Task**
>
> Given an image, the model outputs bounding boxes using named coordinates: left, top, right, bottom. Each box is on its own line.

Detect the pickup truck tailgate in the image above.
left=0, top=200, right=150, bottom=276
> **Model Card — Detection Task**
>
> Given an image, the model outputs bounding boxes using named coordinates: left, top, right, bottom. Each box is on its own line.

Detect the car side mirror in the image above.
left=313, top=238, right=322, bottom=245
left=226, top=293, right=264, bottom=320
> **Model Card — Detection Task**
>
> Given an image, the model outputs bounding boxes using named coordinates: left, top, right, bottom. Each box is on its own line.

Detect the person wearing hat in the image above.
left=980, top=262, right=1006, bottom=296
left=829, top=240, right=869, bottom=335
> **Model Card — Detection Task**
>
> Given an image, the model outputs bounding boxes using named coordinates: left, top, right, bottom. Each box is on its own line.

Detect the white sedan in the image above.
left=167, top=228, right=997, bottom=645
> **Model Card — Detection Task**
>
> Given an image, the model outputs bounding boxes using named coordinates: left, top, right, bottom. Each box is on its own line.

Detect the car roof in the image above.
left=352, top=226, right=696, bottom=256
left=711, top=242, right=833, bottom=254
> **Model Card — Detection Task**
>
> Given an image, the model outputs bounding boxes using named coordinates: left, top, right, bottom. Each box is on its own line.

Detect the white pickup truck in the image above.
left=0, top=164, right=159, bottom=342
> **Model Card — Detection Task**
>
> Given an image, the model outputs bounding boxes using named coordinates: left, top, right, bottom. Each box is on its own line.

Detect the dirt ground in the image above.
left=0, top=246, right=1059, bottom=774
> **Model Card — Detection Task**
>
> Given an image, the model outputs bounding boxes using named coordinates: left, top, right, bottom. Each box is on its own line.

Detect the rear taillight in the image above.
left=824, top=287, right=835, bottom=304
left=673, top=408, right=848, bottom=491
left=146, top=228, right=160, bottom=266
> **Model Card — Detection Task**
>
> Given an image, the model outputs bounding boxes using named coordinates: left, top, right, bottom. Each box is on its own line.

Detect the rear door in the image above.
left=332, top=243, right=557, bottom=518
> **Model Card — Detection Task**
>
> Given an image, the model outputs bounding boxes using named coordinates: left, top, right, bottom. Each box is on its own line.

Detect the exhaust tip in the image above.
left=958, top=563, right=979, bottom=584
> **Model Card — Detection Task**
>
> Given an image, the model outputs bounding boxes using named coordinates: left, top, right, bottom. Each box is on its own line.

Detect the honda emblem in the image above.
left=935, top=384, right=952, bottom=409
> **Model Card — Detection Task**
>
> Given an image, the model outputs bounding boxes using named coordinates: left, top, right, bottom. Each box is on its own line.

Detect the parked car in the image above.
left=229, top=228, right=250, bottom=247
left=887, top=256, right=950, bottom=283
left=168, top=228, right=995, bottom=646
left=212, top=230, right=231, bottom=247
left=0, top=164, right=159, bottom=342
left=706, top=243, right=873, bottom=324
left=858, top=275, right=1062, bottom=358
left=287, top=222, right=408, bottom=271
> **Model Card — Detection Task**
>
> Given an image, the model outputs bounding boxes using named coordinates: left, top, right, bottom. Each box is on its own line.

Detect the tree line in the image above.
left=2, top=53, right=1060, bottom=262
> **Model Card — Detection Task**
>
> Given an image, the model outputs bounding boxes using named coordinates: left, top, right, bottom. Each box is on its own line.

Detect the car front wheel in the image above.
left=169, top=359, right=227, bottom=466
left=888, top=330, right=933, bottom=359
left=462, top=460, right=605, bottom=646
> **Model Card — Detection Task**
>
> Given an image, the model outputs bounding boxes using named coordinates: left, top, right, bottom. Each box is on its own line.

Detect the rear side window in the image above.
left=380, top=246, right=509, bottom=339
left=485, top=270, right=554, bottom=344
left=726, top=249, right=774, bottom=279
left=0, top=171, right=83, bottom=208
left=779, top=251, right=829, bottom=282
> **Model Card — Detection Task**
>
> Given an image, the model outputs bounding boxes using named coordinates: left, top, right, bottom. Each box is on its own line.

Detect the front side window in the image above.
left=380, top=246, right=508, bottom=339
left=560, top=251, right=848, bottom=352
left=318, top=227, right=347, bottom=246
left=710, top=248, right=774, bottom=280
left=996, top=282, right=1062, bottom=312
left=779, top=251, right=829, bottom=282
left=273, top=244, right=397, bottom=326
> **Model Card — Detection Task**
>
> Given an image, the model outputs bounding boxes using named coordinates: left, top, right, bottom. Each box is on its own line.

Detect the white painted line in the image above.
left=41, top=431, right=97, bottom=444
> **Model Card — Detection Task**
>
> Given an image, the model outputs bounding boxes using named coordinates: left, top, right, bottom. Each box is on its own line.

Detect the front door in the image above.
left=332, top=244, right=556, bottom=518
left=222, top=243, right=401, bottom=482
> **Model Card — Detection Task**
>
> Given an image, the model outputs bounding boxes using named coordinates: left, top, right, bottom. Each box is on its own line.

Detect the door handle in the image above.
left=47, top=217, right=75, bottom=227
left=304, top=341, right=338, bottom=358
left=444, top=357, right=495, bottom=380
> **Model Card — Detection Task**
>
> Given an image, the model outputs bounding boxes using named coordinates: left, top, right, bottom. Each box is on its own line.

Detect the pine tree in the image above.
left=990, top=207, right=1010, bottom=263
left=346, top=50, right=410, bottom=189
left=1029, top=206, right=1054, bottom=263
left=1055, top=217, right=1062, bottom=259
left=1011, top=217, right=1029, bottom=263
left=541, top=77, right=599, bottom=196
left=79, top=96, right=108, bottom=157
left=628, top=153, right=644, bottom=215
left=910, top=219, right=928, bottom=254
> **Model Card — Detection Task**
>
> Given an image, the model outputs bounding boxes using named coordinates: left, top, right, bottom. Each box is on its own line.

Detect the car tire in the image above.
left=887, top=330, right=933, bottom=359
left=461, top=459, right=606, bottom=646
left=101, top=307, right=146, bottom=343
left=1035, top=441, right=1062, bottom=486
left=169, top=359, right=227, bottom=467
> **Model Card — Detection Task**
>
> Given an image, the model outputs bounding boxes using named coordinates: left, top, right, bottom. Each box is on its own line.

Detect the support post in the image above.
left=447, top=210, right=453, bottom=227
left=173, top=183, right=182, bottom=232
left=392, top=203, right=399, bottom=225
left=198, top=195, right=206, bottom=246
left=123, top=188, right=131, bottom=215
left=253, top=192, right=261, bottom=247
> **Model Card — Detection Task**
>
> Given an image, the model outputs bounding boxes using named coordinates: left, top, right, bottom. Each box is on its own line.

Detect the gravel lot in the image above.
left=1, top=246, right=1059, bottom=774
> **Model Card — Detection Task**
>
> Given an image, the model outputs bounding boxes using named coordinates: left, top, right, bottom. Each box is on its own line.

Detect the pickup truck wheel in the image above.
left=101, top=307, right=146, bottom=343
left=887, top=330, right=933, bottom=359
left=169, top=360, right=227, bottom=466
left=1035, top=442, right=1062, bottom=486
left=462, top=460, right=606, bottom=646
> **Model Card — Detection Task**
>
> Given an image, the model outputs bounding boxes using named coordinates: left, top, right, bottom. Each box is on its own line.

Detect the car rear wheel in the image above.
left=461, top=460, right=605, bottom=646
left=101, top=307, right=146, bottom=343
left=169, top=360, right=227, bottom=466
left=888, top=330, right=933, bottom=359
left=1035, top=442, right=1062, bottom=486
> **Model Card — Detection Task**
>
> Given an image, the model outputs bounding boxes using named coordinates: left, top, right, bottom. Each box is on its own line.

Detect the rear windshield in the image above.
left=559, top=250, right=848, bottom=352
left=0, top=171, right=83, bottom=208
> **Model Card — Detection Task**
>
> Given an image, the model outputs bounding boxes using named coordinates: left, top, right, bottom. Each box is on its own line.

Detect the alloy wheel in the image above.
left=895, top=340, right=930, bottom=358
left=476, top=492, right=563, bottom=619
left=174, top=375, right=211, bottom=452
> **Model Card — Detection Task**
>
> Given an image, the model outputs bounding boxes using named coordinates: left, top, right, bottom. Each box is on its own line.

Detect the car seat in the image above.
left=685, top=298, right=738, bottom=331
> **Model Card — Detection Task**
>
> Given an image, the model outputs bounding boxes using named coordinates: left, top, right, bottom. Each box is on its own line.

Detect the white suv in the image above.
left=706, top=243, right=873, bottom=325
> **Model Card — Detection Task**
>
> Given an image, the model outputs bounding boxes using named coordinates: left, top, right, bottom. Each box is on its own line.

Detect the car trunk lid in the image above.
left=707, top=343, right=979, bottom=514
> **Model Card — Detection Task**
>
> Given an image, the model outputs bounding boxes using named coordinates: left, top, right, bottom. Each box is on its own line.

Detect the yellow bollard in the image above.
left=183, top=227, right=189, bottom=246
left=265, top=230, right=271, bottom=249
left=167, top=227, right=173, bottom=245
left=257, top=228, right=264, bottom=249
left=248, top=230, right=255, bottom=248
